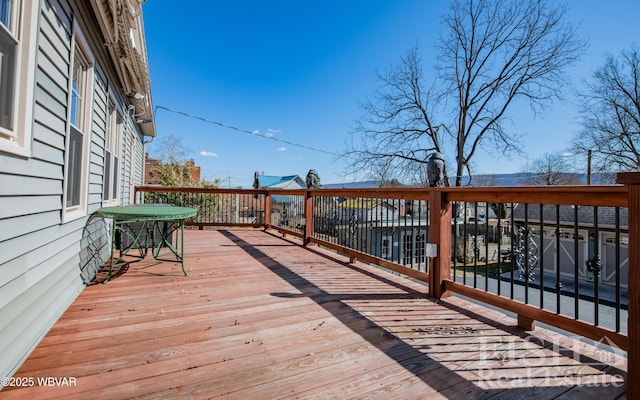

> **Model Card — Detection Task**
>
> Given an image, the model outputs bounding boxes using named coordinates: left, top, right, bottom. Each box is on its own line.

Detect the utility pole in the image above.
left=587, top=149, right=592, bottom=185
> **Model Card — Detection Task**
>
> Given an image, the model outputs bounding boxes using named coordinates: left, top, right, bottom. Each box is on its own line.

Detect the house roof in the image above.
left=511, top=204, right=628, bottom=230
left=90, top=0, right=155, bottom=137
left=258, top=175, right=306, bottom=189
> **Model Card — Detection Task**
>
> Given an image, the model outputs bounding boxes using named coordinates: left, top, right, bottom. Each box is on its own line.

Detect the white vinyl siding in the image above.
left=0, top=0, right=149, bottom=383
left=0, top=0, right=37, bottom=156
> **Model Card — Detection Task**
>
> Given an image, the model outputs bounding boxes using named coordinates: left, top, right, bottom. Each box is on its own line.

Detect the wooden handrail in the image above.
left=135, top=184, right=627, bottom=205
left=135, top=182, right=632, bottom=391
left=443, top=185, right=627, bottom=207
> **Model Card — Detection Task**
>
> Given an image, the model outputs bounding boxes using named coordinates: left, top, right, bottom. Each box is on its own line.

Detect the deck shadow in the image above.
left=219, top=230, right=625, bottom=398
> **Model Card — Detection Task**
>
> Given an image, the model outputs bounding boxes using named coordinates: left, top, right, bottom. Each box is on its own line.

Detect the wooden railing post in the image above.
left=264, top=192, right=272, bottom=230
left=304, top=190, right=314, bottom=246
left=429, top=189, right=452, bottom=299
left=618, top=172, right=640, bottom=398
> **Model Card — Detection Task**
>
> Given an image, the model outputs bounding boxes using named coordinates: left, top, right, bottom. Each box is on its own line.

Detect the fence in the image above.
left=135, top=178, right=639, bottom=394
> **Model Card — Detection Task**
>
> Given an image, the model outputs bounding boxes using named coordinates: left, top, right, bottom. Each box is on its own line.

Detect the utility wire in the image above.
left=155, top=105, right=339, bottom=156
left=154, top=105, right=575, bottom=185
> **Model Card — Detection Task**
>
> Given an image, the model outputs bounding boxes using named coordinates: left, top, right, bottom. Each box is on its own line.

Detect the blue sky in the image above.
left=142, top=0, right=640, bottom=187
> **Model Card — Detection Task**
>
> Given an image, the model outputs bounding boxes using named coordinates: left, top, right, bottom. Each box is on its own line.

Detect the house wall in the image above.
left=0, top=0, right=147, bottom=381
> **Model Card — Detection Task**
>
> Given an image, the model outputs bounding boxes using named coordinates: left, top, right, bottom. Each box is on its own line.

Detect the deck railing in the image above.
left=135, top=174, right=640, bottom=396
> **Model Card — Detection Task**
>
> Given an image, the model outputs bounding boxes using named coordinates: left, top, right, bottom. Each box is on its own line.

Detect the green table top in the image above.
left=96, top=205, right=198, bottom=222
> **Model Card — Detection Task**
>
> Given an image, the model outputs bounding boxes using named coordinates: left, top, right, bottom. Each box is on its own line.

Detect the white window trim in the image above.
left=0, top=0, right=38, bottom=157
left=62, top=23, right=94, bottom=223
left=403, top=234, right=413, bottom=264
left=102, top=94, right=122, bottom=206
left=129, top=127, right=137, bottom=204
left=381, top=236, right=392, bottom=260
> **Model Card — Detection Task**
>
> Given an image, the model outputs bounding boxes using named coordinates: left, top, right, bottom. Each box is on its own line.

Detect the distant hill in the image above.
left=323, top=180, right=383, bottom=189
left=323, top=173, right=617, bottom=188
left=462, top=172, right=616, bottom=186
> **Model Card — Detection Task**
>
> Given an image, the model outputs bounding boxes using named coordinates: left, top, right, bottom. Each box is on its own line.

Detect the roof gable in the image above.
left=258, top=175, right=305, bottom=189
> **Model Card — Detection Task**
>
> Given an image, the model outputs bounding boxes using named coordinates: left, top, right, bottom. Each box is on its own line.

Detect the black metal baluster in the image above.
left=452, top=201, right=458, bottom=283
left=556, top=205, right=562, bottom=314
left=524, top=203, right=530, bottom=305
left=574, top=205, right=580, bottom=320
left=386, top=197, right=392, bottom=262
left=409, top=199, right=414, bottom=269
left=473, top=202, right=478, bottom=289
left=615, top=207, right=621, bottom=332
left=510, top=203, right=515, bottom=300
left=484, top=202, right=489, bottom=292
left=463, top=201, right=468, bottom=286
left=592, top=206, right=600, bottom=326
left=539, top=204, right=545, bottom=309
left=497, top=203, right=503, bottom=296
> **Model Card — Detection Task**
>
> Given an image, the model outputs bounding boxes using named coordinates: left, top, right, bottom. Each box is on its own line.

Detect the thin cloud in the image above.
left=266, top=128, right=281, bottom=138
left=200, top=151, right=218, bottom=157
left=276, top=147, right=287, bottom=152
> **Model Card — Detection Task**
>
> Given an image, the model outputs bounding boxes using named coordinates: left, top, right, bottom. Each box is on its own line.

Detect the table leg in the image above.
left=151, top=220, right=188, bottom=276
left=103, top=220, right=149, bottom=282
left=180, top=221, right=186, bottom=276
left=104, top=218, right=117, bottom=283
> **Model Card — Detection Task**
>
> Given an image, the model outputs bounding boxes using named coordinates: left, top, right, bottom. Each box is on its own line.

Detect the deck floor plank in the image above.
left=1, top=229, right=626, bottom=399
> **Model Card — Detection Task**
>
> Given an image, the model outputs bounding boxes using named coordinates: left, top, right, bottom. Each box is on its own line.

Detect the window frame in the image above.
left=403, top=233, right=413, bottom=265
left=62, top=25, right=94, bottom=222
left=128, top=127, right=137, bottom=203
left=0, top=0, right=38, bottom=157
left=103, top=96, right=122, bottom=205
left=381, top=236, right=391, bottom=260
left=415, top=235, right=426, bottom=263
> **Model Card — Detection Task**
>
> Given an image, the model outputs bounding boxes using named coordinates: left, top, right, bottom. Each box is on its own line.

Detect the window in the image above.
left=415, top=235, right=425, bottom=264
left=381, top=236, right=391, bottom=260
left=70, top=49, right=88, bottom=129
left=63, top=30, right=93, bottom=219
left=0, top=0, right=17, bottom=134
left=65, top=45, right=89, bottom=209
left=0, top=0, right=37, bottom=156
left=103, top=99, right=122, bottom=203
left=403, top=234, right=413, bottom=265
left=128, top=130, right=137, bottom=203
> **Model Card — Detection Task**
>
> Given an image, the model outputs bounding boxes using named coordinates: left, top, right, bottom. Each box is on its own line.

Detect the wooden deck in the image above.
left=2, top=229, right=627, bottom=399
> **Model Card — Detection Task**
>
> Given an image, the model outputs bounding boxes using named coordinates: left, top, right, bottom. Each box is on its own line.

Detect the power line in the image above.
left=155, top=105, right=339, bottom=156
left=154, top=106, right=574, bottom=185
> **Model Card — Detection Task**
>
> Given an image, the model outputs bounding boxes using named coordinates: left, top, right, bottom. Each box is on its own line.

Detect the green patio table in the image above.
left=95, top=204, right=197, bottom=282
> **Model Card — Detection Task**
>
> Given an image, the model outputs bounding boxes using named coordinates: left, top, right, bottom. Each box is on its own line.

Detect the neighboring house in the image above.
left=337, top=199, right=400, bottom=223
left=255, top=175, right=307, bottom=227
left=257, top=174, right=306, bottom=190
left=511, top=204, right=629, bottom=288
left=144, top=153, right=201, bottom=185
left=318, top=199, right=430, bottom=268
left=0, top=0, right=155, bottom=382
left=144, top=152, right=162, bottom=183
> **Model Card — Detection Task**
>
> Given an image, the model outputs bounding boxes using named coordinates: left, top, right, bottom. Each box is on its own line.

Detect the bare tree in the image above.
left=441, top=0, right=586, bottom=185
left=150, top=134, right=217, bottom=187
left=574, top=45, right=640, bottom=172
left=344, top=0, right=586, bottom=186
left=521, top=152, right=581, bottom=185
left=343, top=45, right=448, bottom=185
